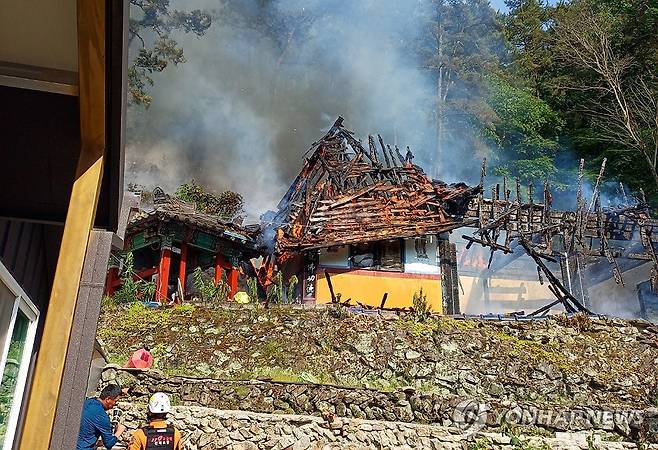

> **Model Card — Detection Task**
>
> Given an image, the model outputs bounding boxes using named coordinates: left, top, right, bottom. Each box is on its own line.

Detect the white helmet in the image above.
left=148, top=392, right=171, bottom=414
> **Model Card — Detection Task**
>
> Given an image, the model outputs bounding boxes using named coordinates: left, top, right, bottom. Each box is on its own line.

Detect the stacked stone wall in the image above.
left=114, top=403, right=658, bottom=450
left=103, top=368, right=658, bottom=441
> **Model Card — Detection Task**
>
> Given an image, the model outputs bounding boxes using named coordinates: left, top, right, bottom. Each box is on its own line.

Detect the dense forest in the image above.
left=127, top=0, right=658, bottom=209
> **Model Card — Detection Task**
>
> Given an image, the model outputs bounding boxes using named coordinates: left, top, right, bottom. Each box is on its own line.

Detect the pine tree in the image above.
left=504, top=0, right=553, bottom=97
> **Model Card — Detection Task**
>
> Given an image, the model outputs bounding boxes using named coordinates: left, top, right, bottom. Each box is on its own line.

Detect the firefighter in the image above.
left=127, top=392, right=182, bottom=450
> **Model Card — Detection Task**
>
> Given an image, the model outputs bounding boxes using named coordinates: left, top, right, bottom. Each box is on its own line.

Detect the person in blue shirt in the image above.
left=76, top=384, right=127, bottom=450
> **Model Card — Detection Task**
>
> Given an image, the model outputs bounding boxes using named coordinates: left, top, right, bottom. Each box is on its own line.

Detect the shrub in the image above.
left=193, top=267, right=230, bottom=303
left=412, top=288, right=430, bottom=322
left=113, top=252, right=155, bottom=304
left=247, top=277, right=259, bottom=302
left=287, top=275, right=299, bottom=304
left=266, top=271, right=284, bottom=305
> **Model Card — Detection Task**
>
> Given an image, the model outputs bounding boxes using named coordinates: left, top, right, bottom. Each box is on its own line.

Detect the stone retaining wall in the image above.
left=99, top=307, right=658, bottom=411
left=102, top=368, right=658, bottom=440
left=113, top=403, right=657, bottom=450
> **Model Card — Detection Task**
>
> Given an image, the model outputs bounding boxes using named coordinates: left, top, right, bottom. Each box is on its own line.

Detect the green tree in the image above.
left=113, top=252, right=156, bottom=304
left=192, top=267, right=230, bottom=303
left=174, top=180, right=244, bottom=220
left=485, top=76, right=566, bottom=189
left=415, top=0, right=504, bottom=171
left=551, top=0, right=658, bottom=194
left=503, top=0, right=554, bottom=96
left=128, top=0, right=212, bottom=106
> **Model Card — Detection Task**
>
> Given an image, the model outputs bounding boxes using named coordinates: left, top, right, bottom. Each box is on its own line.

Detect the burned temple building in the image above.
left=271, top=117, right=480, bottom=312
left=107, top=189, right=261, bottom=302
left=272, top=118, right=658, bottom=319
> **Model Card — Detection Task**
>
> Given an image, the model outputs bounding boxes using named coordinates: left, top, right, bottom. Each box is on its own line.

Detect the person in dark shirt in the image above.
left=76, top=384, right=127, bottom=450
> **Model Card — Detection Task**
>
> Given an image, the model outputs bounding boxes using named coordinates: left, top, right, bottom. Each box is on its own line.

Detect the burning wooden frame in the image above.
left=272, top=117, right=480, bottom=253
left=269, top=117, right=658, bottom=317
left=463, top=158, right=658, bottom=317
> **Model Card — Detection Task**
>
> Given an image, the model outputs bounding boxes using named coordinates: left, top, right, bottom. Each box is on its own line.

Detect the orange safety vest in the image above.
left=127, top=420, right=182, bottom=450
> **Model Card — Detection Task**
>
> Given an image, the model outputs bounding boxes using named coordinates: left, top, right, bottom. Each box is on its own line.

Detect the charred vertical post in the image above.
left=439, top=236, right=460, bottom=315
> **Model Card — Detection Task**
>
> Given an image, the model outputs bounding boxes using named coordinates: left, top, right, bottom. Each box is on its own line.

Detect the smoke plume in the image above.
left=126, top=0, right=442, bottom=219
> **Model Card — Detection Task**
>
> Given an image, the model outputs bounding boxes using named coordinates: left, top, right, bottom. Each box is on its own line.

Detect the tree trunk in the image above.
left=436, top=10, right=445, bottom=178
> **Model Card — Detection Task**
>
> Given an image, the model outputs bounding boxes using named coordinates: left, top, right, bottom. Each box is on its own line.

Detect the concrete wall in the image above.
left=588, top=263, right=648, bottom=318
left=460, top=275, right=557, bottom=315
left=404, top=238, right=439, bottom=275
left=315, top=237, right=442, bottom=311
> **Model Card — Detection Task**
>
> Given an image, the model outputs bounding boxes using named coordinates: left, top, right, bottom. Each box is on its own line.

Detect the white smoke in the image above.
left=125, top=0, right=441, bottom=220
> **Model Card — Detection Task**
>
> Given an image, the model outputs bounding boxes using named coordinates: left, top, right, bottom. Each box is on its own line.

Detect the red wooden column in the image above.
left=214, top=253, right=224, bottom=285
left=227, top=268, right=238, bottom=299
left=104, top=266, right=120, bottom=296
left=157, top=247, right=172, bottom=304
left=178, top=243, right=188, bottom=302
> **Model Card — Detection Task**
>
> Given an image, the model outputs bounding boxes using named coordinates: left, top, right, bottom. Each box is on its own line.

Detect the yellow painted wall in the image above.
left=316, top=271, right=442, bottom=313
left=459, top=275, right=556, bottom=315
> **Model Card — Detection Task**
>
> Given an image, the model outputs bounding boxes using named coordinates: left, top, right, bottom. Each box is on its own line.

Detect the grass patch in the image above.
left=468, top=437, right=493, bottom=450
left=495, top=331, right=571, bottom=372
left=237, top=367, right=335, bottom=384
left=396, top=318, right=439, bottom=337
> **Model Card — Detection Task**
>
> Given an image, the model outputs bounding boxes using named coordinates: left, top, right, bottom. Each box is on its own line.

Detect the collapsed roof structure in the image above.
left=271, top=117, right=658, bottom=319
left=273, top=116, right=481, bottom=253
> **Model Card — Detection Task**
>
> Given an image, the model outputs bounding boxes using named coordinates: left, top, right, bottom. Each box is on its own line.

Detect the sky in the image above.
left=490, top=0, right=509, bottom=11
left=490, top=0, right=558, bottom=12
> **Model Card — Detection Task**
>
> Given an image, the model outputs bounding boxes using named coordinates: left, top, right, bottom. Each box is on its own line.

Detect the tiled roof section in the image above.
left=128, top=195, right=260, bottom=247
left=273, top=117, right=480, bottom=253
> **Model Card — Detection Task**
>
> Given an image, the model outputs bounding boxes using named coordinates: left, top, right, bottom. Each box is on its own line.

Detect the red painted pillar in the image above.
left=105, top=266, right=120, bottom=296
left=228, top=268, right=238, bottom=299
left=157, top=248, right=172, bottom=304
left=178, top=243, right=188, bottom=302
left=214, top=253, right=224, bottom=286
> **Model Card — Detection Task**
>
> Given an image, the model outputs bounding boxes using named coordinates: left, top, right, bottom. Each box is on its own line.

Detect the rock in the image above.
left=292, top=435, right=311, bottom=450
left=405, top=350, right=421, bottom=360
left=352, top=334, right=373, bottom=355
left=538, top=361, right=562, bottom=381
left=441, top=342, right=459, bottom=353
left=487, top=383, right=505, bottom=396
left=615, top=413, right=631, bottom=436
left=234, top=443, right=258, bottom=450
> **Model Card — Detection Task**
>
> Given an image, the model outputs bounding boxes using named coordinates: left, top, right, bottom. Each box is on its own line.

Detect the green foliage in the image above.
left=128, top=0, right=212, bottom=106
left=174, top=180, right=244, bottom=220
left=415, top=0, right=504, bottom=167
left=468, top=437, right=493, bottom=450
left=193, top=267, right=230, bottom=303
left=113, top=252, right=156, bottom=304
left=485, top=76, right=567, bottom=190
left=247, top=277, right=259, bottom=303
left=504, top=428, right=552, bottom=450
left=266, top=271, right=284, bottom=305
left=412, top=288, right=431, bottom=322
left=286, top=275, right=299, bottom=304
left=328, top=294, right=348, bottom=319
left=397, top=317, right=439, bottom=338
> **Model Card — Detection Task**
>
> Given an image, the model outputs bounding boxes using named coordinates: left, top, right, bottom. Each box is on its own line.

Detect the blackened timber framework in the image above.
left=462, top=158, right=658, bottom=317
left=273, top=117, right=480, bottom=253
